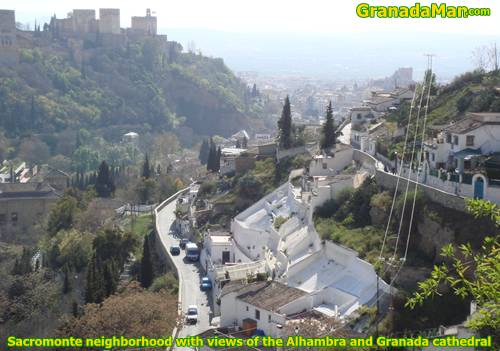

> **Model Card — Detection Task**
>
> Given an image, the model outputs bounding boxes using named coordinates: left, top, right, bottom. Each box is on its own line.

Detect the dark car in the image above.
left=200, top=277, right=212, bottom=291
left=170, top=244, right=181, bottom=256
left=179, top=238, right=189, bottom=249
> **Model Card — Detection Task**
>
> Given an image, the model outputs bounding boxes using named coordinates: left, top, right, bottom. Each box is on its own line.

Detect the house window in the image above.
left=255, top=309, right=260, bottom=320
left=268, top=314, right=272, bottom=323
left=322, top=163, right=327, bottom=169
left=466, top=135, right=475, bottom=147
left=453, top=135, right=459, bottom=145
left=0, top=214, right=6, bottom=225
left=357, top=113, right=362, bottom=120
left=246, top=306, right=249, bottom=312
left=11, top=212, right=18, bottom=225
left=431, top=153, right=435, bottom=162
left=446, top=134, right=451, bottom=143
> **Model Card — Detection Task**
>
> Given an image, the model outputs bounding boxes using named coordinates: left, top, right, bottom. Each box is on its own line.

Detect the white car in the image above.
left=186, top=305, right=198, bottom=324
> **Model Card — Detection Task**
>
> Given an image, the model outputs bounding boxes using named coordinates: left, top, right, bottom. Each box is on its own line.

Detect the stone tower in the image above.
left=0, top=10, right=18, bottom=65
left=131, top=8, right=157, bottom=35
left=99, top=8, right=120, bottom=34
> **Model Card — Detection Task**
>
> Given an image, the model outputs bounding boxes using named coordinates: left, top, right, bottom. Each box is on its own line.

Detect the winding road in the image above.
left=156, top=200, right=213, bottom=349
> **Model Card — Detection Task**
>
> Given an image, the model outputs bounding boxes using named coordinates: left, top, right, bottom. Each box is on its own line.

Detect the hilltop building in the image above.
left=0, top=9, right=18, bottom=65
left=130, top=8, right=157, bottom=35
left=0, top=183, right=58, bottom=240
left=0, top=8, right=167, bottom=66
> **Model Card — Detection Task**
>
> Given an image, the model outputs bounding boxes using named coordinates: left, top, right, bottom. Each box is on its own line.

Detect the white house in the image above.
left=220, top=281, right=311, bottom=337
left=425, top=113, right=500, bottom=173
left=308, top=144, right=353, bottom=177
left=350, top=107, right=375, bottom=126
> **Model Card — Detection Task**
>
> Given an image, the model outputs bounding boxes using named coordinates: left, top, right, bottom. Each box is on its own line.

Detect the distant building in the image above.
left=30, top=165, right=70, bottom=191
left=123, top=131, right=139, bottom=144
left=99, top=8, right=120, bottom=34
left=131, top=8, right=157, bottom=35
left=0, top=9, right=18, bottom=65
left=0, top=183, right=58, bottom=239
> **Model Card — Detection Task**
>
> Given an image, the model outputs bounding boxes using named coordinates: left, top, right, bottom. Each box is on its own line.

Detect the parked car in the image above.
left=186, top=305, right=198, bottom=324
left=170, top=244, right=181, bottom=256
left=179, top=238, right=189, bottom=249
left=185, top=242, right=200, bottom=262
left=200, top=277, right=212, bottom=291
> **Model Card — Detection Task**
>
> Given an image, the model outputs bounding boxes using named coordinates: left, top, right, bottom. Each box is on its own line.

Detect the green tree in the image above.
left=47, top=193, right=78, bottom=236
left=140, top=235, right=154, bottom=288
left=406, top=199, right=500, bottom=335
left=278, top=96, right=293, bottom=149
left=321, top=101, right=336, bottom=150
left=95, top=161, right=115, bottom=198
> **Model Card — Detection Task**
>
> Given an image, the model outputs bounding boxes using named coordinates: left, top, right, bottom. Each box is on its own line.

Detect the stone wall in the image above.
left=353, top=149, right=467, bottom=212
left=375, top=171, right=466, bottom=212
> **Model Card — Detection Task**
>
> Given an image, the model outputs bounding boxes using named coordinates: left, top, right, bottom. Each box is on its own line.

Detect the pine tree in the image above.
left=321, top=101, right=336, bottom=150
left=198, top=139, right=210, bottom=165
left=140, top=235, right=153, bottom=288
left=278, top=96, right=293, bottom=149
left=207, top=138, right=217, bottom=172
left=142, top=153, right=151, bottom=179
left=95, top=161, right=115, bottom=198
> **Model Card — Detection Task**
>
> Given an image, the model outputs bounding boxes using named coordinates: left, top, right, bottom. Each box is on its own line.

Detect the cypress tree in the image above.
left=140, top=235, right=153, bottom=288
left=207, top=138, right=217, bottom=172
left=85, top=253, right=105, bottom=303
left=103, top=260, right=118, bottom=296
left=198, top=139, right=210, bottom=165
left=278, top=96, right=292, bottom=149
left=95, top=161, right=115, bottom=198
left=142, top=153, right=151, bottom=179
left=321, top=101, right=336, bottom=150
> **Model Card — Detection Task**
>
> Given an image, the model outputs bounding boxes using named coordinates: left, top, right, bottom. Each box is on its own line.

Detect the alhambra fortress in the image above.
left=0, top=8, right=171, bottom=66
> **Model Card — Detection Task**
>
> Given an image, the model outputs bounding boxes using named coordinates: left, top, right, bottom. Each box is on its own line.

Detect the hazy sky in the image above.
left=3, top=0, right=500, bottom=35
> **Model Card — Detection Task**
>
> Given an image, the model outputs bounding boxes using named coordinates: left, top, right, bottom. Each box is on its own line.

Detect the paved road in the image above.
left=156, top=200, right=212, bottom=345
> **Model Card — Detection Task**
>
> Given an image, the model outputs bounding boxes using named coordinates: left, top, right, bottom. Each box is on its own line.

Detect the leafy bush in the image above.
left=149, top=272, right=178, bottom=294
left=198, top=181, right=217, bottom=197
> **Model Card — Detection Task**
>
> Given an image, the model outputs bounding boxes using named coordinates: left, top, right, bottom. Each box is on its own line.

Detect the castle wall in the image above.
left=72, top=9, right=96, bottom=33
left=0, top=9, right=18, bottom=65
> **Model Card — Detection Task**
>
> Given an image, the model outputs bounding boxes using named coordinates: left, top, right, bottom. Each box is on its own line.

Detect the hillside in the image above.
left=388, top=70, right=500, bottom=127
left=0, top=37, right=268, bottom=143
